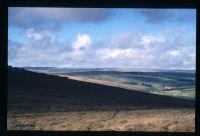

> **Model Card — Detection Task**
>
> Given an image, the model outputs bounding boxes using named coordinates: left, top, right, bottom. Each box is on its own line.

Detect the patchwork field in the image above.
left=63, top=74, right=195, bottom=100
left=26, top=67, right=195, bottom=100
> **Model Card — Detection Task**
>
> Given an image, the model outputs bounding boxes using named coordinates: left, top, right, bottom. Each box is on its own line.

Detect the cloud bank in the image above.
left=8, top=8, right=196, bottom=69
left=8, top=28, right=195, bottom=69
left=139, top=9, right=195, bottom=23
left=9, top=8, right=113, bottom=29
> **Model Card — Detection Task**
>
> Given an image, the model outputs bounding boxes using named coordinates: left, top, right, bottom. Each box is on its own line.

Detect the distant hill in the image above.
left=8, top=67, right=195, bottom=113
left=22, top=67, right=195, bottom=74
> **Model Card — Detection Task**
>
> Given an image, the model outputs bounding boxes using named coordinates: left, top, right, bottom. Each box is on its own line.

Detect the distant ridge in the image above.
left=22, top=67, right=195, bottom=75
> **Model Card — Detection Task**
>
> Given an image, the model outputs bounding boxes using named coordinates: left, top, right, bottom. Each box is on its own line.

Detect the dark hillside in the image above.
left=8, top=67, right=195, bottom=113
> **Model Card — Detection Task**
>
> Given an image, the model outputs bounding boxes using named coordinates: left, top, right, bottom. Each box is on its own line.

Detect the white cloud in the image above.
left=140, top=35, right=165, bottom=45
left=95, top=47, right=156, bottom=68
left=167, top=50, right=181, bottom=57
left=27, top=28, right=55, bottom=41
left=27, top=28, right=42, bottom=40
left=107, top=32, right=166, bottom=51
left=96, top=48, right=135, bottom=59
left=72, top=34, right=92, bottom=50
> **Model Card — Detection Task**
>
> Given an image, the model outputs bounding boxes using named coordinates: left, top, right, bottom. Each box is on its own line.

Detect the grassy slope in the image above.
left=8, top=109, right=194, bottom=131
left=59, top=70, right=195, bottom=100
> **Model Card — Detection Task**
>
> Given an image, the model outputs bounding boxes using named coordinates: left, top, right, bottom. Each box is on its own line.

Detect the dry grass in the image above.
left=7, top=109, right=195, bottom=132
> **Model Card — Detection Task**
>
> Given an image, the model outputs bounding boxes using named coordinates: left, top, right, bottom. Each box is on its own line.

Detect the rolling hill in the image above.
left=8, top=66, right=195, bottom=114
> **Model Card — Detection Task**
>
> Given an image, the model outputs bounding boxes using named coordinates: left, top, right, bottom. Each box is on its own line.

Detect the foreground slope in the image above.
left=7, top=67, right=195, bottom=131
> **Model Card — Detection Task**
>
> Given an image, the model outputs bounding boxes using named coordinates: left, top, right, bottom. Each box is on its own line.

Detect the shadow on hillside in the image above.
left=8, top=67, right=195, bottom=113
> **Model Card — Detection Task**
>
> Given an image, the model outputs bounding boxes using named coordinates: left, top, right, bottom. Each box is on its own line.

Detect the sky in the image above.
left=8, top=8, right=196, bottom=69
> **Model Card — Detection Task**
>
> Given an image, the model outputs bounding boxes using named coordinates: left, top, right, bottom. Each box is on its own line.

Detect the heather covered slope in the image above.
left=8, top=67, right=194, bottom=113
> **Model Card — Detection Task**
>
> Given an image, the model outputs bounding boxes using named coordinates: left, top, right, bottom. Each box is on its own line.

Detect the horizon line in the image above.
left=9, top=65, right=196, bottom=71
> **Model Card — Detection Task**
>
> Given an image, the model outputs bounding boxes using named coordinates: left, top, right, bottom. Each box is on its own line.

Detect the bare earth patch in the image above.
left=7, top=109, right=195, bottom=132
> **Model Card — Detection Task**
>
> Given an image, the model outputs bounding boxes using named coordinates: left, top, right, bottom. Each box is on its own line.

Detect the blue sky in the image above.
left=8, top=8, right=196, bottom=69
